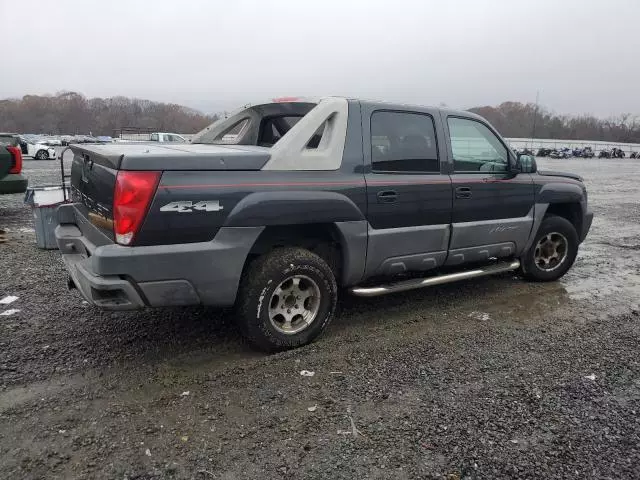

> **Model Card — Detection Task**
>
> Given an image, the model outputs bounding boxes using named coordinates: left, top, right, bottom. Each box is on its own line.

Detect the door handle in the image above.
left=377, top=190, right=398, bottom=203
left=455, top=186, right=472, bottom=199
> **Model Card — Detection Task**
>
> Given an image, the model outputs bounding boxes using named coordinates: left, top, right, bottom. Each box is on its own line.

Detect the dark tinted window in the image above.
left=258, top=116, right=303, bottom=146
left=371, top=111, right=439, bottom=172
left=448, top=117, right=508, bottom=172
left=0, top=135, right=18, bottom=146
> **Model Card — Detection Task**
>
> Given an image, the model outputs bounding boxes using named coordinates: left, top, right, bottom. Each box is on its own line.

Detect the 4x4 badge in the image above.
left=159, top=201, right=223, bottom=213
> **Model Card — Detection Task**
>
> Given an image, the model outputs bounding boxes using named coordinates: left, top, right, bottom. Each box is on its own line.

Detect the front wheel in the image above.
left=236, top=247, right=338, bottom=352
left=521, top=215, right=579, bottom=282
left=35, top=149, right=49, bottom=160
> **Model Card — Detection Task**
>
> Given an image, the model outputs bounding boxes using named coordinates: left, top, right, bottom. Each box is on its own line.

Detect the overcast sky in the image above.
left=2, top=0, right=638, bottom=117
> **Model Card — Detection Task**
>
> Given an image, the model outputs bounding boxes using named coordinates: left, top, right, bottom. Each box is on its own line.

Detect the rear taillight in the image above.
left=6, top=146, right=22, bottom=174
left=113, top=170, right=160, bottom=245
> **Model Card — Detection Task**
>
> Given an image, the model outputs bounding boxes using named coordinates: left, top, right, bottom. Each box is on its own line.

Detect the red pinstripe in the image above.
left=162, top=177, right=576, bottom=190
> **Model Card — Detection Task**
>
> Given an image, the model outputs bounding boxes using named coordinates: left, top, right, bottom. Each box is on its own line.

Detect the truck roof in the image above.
left=350, top=97, right=485, bottom=121
left=253, top=96, right=484, bottom=122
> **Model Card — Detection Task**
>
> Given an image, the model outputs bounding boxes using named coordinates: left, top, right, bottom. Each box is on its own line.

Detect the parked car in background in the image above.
left=571, top=147, right=594, bottom=158
left=150, top=132, right=186, bottom=143
left=64, top=135, right=99, bottom=144
left=536, top=148, right=552, bottom=157
left=18, top=136, right=29, bottom=155
left=0, top=135, right=27, bottom=194
left=611, top=147, right=625, bottom=158
left=61, top=135, right=75, bottom=146
left=600, top=148, right=625, bottom=158
left=26, top=139, right=57, bottom=159
left=0, top=133, right=20, bottom=147
left=549, top=147, right=571, bottom=159
left=581, top=147, right=595, bottom=158
left=41, top=137, right=62, bottom=146
left=513, top=148, right=534, bottom=159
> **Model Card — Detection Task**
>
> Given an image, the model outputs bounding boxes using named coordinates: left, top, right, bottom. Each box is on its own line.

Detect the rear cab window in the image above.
left=190, top=102, right=316, bottom=147
left=370, top=111, right=439, bottom=173
left=258, top=116, right=302, bottom=146
left=218, top=119, right=250, bottom=144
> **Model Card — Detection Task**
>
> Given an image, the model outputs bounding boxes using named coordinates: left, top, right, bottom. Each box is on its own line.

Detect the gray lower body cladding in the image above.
left=581, top=209, right=594, bottom=242
left=55, top=211, right=263, bottom=309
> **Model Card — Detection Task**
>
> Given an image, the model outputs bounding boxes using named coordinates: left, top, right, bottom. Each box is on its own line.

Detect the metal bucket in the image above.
left=24, top=185, right=69, bottom=249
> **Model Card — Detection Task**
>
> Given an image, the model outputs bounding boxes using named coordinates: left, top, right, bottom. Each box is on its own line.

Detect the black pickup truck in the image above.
left=0, top=133, right=28, bottom=195
left=56, top=97, right=593, bottom=351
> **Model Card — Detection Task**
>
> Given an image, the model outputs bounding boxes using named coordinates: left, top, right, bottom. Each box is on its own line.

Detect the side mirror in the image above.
left=513, top=154, right=537, bottom=174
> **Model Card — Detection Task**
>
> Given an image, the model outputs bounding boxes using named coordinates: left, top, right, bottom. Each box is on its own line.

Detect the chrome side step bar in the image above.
left=349, top=260, right=520, bottom=297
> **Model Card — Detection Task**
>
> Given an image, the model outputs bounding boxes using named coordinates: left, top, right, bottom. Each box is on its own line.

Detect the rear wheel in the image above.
left=35, top=149, right=49, bottom=160
left=521, top=215, right=579, bottom=282
left=236, top=247, right=338, bottom=352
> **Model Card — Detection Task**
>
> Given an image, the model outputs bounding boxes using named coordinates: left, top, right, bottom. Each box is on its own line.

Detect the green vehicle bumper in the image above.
left=0, top=173, right=28, bottom=194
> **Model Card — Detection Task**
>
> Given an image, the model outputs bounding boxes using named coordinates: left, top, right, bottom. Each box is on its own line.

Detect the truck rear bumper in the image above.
left=55, top=205, right=263, bottom=310
left=0, top=174, right=28, bottom=194
left=61, top=248, right=149, bottom=309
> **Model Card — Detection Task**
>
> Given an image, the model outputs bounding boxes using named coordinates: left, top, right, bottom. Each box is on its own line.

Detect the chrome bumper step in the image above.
left=349, top=260, right=521, bottom=297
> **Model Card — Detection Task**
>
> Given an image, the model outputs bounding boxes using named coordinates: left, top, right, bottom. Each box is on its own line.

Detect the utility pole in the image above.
left=530, top=91, right=540, bottom=150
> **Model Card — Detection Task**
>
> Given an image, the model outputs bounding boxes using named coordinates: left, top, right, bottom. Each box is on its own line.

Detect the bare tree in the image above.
left=468, top=102, right=640, bottom=142
left=0, top=92, right=217, bottom=135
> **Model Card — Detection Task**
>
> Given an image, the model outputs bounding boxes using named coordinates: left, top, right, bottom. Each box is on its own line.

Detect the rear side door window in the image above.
left=448, top=117, right=508, bottom=172
left=370, top=111, right=439, bottom=173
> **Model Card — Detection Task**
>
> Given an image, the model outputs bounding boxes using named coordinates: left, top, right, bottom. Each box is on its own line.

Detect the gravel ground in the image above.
left=1, top=157, right=639, bottom=479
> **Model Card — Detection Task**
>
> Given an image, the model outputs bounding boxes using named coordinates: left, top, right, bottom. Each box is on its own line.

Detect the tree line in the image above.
left=1, top=92, right=639, bottom=143
left=0, top=92, right=217, bottom=136
left=469, top=102, right=640, bottom=143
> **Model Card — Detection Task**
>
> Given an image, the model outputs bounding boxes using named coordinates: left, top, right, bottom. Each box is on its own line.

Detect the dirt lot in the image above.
left=1, top=158, right=639, bottom=479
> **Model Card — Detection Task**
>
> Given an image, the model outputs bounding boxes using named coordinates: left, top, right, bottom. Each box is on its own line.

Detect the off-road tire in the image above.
left=236, top=247, right=338, bottom=352
left=521, top=215, right=579, bottom=282
left=35, top=150, right=49, bottom=160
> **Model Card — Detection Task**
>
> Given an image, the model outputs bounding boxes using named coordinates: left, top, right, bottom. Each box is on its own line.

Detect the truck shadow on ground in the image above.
left=67, top=272, right=570, bottom=370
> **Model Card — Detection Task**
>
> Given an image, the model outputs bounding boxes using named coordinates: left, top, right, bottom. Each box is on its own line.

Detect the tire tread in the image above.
left=237, top=247, right=337, bottom=352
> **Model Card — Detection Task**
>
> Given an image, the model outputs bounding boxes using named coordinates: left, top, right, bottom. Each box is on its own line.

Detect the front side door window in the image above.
left=448, top=117, right=508, bottom=173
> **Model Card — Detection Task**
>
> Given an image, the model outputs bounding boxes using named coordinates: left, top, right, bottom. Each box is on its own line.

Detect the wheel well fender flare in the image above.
left=537, top=182, right=583, bottom=204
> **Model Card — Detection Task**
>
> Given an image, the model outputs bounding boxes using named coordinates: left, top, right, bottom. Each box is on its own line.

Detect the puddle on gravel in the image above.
left=561, top=232, right=640, bottom=303
left=563, top=268, right=640, bottom=302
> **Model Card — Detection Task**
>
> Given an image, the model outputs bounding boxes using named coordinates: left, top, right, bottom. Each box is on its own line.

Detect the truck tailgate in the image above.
left=67, top=143, right=270, bottom=245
